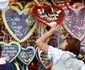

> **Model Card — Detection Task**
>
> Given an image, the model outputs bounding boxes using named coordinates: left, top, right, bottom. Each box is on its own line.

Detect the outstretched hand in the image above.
left=49, top=25, right=61, bottom=34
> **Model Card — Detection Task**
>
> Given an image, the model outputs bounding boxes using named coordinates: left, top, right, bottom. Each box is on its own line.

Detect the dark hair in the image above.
left=46, top=26, right=50, bottom=31
left=0, top=45, right=2, bottom=57
left=65, top=36, right=80, bottom=56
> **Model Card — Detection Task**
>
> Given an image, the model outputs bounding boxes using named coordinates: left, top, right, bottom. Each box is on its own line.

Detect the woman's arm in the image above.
left=35, top=25, right=60, bottom=54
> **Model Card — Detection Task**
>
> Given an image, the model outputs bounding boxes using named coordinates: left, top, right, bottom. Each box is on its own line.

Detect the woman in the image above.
left=36, top=26, right=85, bottom=70
left=0, top=46, right=20, bottom=70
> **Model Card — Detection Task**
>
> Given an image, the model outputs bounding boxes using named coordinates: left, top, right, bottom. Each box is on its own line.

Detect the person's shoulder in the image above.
left=48, top=45, right=60, bottom=50
left=64, top=51, right=76, bottom=57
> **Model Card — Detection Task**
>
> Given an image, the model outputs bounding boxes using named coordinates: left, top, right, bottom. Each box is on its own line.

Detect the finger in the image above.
left=56, top=25, right=61, bottom=31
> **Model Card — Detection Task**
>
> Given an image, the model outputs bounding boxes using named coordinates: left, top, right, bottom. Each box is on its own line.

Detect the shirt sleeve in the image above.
left=80, top=61, right=85, bottom=70
left=48, top=46, right=64, bottom=64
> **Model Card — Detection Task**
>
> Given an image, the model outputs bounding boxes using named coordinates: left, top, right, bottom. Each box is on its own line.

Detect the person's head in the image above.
left=59, top=36, right=81, bottom=56
left=0, top=0, right=9, bottom=10
left=0, top=45, right=2, bottom=58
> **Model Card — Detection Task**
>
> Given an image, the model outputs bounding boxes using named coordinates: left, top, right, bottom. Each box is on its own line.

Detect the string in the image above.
left=37, top=22, right=41, bottom=37
left=8, top=34, right=10, bottom=43
left=81, top=0, right=85, bottom=13
left=5, top=29, right=8, bottom=43
left=41, top=0, right=46, bottom=6
left=64, top=2, right=71, bottom=13
left=22, top=65, right=24, bottom=70
left=3, top=30, right=5, bottom=42
left=9, top=4, right=14, bottom=14
left=26, top=65, right=29, bottom=70
left=40, top=23, right=44, bottom=36
left=23, top=0, right=25, bottom=8
left=34, top=0, right=46, bottom=6
left=57, top=30, right=61, bottom=48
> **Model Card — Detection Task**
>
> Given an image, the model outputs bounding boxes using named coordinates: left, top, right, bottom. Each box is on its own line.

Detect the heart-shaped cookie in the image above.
left=32, top=5, right=65, bottom=27
left=38, top=48, right=52, bottom=69
left=2, top=6, right=38, bottom=42
left=18, top=46, right=36, bottom=65
left=63, top=5, right=85, bottom=41
left=0, top=41, right=21, bottom=62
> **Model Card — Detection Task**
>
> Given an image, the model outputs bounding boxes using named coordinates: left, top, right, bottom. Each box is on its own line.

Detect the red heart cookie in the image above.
left=32, top=5, right=65, bottom=27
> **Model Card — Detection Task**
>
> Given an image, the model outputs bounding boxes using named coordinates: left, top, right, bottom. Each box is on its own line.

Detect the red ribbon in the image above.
left=64, top=2, right=71, bottom=13
left=9, top=4, right=14, bottom=14
left=82, top=8, right=85, bottom=13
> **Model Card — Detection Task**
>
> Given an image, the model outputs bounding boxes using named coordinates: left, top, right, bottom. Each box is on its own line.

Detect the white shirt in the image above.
left=0, top=58, right=6, bottom=65
left=48, top=46, right=85, bottom=70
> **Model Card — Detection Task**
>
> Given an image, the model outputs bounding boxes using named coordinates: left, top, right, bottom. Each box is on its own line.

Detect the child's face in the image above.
left=59, top=40, right=68, bottom=50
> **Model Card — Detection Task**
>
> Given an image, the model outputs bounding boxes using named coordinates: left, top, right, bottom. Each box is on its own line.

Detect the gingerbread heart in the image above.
left=2, top=6, right=38, bottom=42
left=0, top=42, right=21, bottom=62
left=18, top=46, right=36, bottom=65
left=38, top=48, right=52, bottom=69
left=32, top=5, right=65, bottom=27
left=63, top=5, right=85, bottom=41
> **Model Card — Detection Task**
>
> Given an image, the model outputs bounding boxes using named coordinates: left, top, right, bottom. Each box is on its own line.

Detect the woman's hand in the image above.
left=49, top=25, right=61, bottom=35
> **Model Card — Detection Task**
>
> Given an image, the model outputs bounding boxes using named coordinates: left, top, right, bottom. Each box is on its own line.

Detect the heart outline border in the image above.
left=38, top=48, right=52, bottom=69
left=62, top=5, right=85, bottom=41
left=25, top=1, right=51, bottom=8
left=0, top=41, right=21, bottom=62
left=18, top=46, right=36, bottom=65
left=32, top=5, right=65, bottom=27
left=2, top=6, right=38, bottom=43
